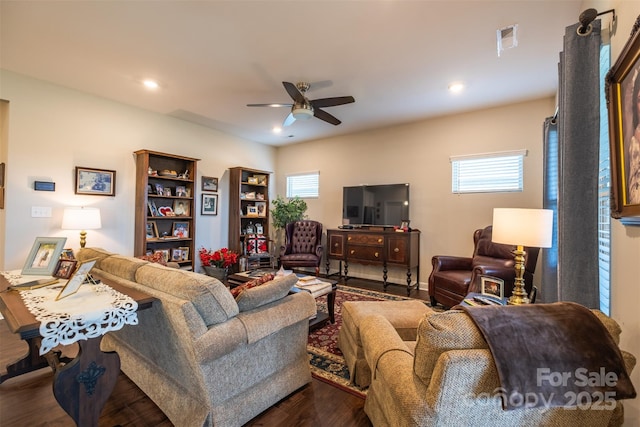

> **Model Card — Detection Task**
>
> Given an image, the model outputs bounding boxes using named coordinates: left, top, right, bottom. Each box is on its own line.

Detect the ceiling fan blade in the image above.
left=314, top=108, right=341, bottom=126
left=246, top=103, right=293, bottom=107
left=283, top=113, right=296, bottom=127
left=311, top=96, right=355, bottom=109
left=282, top=81, right=306, bottom=104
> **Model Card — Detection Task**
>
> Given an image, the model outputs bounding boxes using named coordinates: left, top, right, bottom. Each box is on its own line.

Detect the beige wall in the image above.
left=275, top=97, right=553, bottom=283
left=0, top=70, right=276, bottom=270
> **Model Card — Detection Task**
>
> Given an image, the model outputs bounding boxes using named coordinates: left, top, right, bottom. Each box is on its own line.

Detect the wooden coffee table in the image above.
left=228, top=270, right=337, bottom=331
left=0, top=275, right=155, bottom=427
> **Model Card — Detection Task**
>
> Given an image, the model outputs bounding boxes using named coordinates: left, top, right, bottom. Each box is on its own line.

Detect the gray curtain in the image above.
left=541, top=21, right=601, bottom=308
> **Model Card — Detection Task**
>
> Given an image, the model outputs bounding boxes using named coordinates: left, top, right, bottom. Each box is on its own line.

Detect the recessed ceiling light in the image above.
left=142, top=79, right=159, bottom=89
left=448, top=82, right=464, bottom=93
left=272, top=126, right=282, bottom=134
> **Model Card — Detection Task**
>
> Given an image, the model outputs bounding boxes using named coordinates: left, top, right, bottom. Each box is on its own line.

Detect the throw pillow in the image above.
left=235, top=274, right=298, bottom=312
left=137, top=252, right=167, bottom=266
left=230, top=272, right=275, bottom=298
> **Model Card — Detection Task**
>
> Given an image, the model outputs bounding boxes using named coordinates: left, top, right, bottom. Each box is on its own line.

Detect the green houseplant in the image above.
left=271, top=196, right=308, bottom=249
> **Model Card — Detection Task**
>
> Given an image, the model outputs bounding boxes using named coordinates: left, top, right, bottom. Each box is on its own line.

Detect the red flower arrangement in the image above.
left=199, top=247, right=239, bottom=268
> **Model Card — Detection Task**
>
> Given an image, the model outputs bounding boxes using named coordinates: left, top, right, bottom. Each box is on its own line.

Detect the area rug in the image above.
left=307, top=284, right=430, bottom=398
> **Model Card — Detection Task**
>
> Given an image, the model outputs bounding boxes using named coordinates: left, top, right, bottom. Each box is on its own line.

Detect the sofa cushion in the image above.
left=235, top=274, right=298, bottom=312
left=135, top=263, right=239, bottom=326
left=76, top=247, right=115, bottom=268
left=230, top=273, right=275, bottom=298
left=413, top=309, right=488, bottom=386
left=100, top=255, right=148, bottom=282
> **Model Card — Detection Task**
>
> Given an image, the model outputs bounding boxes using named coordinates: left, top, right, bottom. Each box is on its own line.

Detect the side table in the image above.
left=0, top=274, right=155, bottom=427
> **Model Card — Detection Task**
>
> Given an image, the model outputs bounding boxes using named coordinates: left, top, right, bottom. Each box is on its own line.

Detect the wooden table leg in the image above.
left=0, top=336, right=70, bottom=383
left=53, top=335, right=119, bottom=427
left=327, top=288, right=336, bottom=323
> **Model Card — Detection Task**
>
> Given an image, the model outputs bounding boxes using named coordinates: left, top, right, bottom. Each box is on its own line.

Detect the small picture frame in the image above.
left=56, top=259, right=97, bottom=301
left=146, top=221, right=158, bottom=239
left=255, top=201, right=267, bottom=217
left=21, top=237, right=67, bottom=276
left=75, top=167, right=116, bottom=196
left=173, top=199, right=190, bottom=216
left=178, top=246, right=190, bottom=261
left=246, top=205, right=258, bottom=217
left=53, top=259, right=78, bottom=279
left=400, top=220, right=410, bottom=229
left=163, top=188, right=172, bottom=197
left=202, top=193, right=218, bottom=215
left=254, top=174, right=267, bottom=185
left=154, top=249, right=170, bottom=263
left=247, top=177, right=259, bottom=185
left=60, top=248, right=75, bottom=260
left=147, top=200, right=159, bottom=217
left=202, top=176, right=218, bottom=192
left=480, top=276, right=504, bottom=300
left=154, top=183, right=164, bottom=195
left=171, top=248, right=183, bottom=262
left=175, top=185, right=187, bottom=197
left=172, top=221, right=189, bottom=238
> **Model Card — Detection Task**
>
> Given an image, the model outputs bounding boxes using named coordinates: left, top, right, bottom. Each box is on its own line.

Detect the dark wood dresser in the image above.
left=326, top=228, right=420, bottom=295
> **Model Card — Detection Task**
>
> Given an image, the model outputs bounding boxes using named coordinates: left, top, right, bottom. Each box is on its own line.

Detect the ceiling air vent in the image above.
left=497, top=24, right=518, bottom=57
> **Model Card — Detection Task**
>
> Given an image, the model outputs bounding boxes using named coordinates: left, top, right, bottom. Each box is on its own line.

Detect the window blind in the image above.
left=286, top=172, right=319, bottom=198
left=451, top=150, right=526, bottom=194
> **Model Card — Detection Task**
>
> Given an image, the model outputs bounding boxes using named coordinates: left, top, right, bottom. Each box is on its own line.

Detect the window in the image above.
left=450, top=150, right=526, bottom=194
left=598, top=43, right=611, bottom=315
left=286, top=172, right=319, bottom=198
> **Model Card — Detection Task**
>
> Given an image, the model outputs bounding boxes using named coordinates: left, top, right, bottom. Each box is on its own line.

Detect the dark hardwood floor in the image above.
left=0, top=276, right=430, bottom=427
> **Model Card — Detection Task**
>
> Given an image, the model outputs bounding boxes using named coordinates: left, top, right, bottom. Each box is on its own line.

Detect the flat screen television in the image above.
left=342, top=184, right=409, bottom=227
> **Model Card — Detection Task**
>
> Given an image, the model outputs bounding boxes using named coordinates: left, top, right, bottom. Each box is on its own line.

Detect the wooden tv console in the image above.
left=326, top=227, right=420, bottom=295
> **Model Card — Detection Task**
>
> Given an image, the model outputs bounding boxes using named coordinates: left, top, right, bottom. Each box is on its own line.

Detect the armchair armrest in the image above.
left=360, top=314, right=414, bottom=379
left=315, top=245, right=323, bottom=259
left=431, top=255, right=473, bottom=272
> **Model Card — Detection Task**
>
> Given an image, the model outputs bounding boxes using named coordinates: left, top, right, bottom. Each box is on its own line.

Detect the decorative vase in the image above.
left=203, top=266, right=228, bottom=281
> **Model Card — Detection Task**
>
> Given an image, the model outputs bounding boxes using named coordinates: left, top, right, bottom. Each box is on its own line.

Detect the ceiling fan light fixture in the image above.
left=292, top=107, right=313, bottom=120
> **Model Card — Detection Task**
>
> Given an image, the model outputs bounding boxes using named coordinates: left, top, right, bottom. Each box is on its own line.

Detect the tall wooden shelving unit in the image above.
left=228, top=167, right=271, bottom=260
left=134, top=150, right=199, bottom=270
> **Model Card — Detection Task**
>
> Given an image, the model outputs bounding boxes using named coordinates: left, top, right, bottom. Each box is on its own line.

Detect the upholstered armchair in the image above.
left=279, top=220, right=324, bottom=275
left=428, top=225, right=540, bottom=308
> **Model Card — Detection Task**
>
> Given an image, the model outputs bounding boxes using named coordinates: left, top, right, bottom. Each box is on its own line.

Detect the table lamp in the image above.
left=492, top=208, right=553, bottom=305
left=62, top=207, right=102, bottom=248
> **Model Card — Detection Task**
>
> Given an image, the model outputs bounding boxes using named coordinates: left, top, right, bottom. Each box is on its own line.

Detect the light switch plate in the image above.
left=31, top=206, right=52, bottom=217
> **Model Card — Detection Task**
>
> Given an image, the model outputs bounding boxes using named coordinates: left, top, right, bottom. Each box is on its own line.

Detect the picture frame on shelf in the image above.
left=173, top=199, right=190, bottom=216
left=480, top=276, right=504, bottom=300
left=75, top=166, right=116, bottom=196
left=202, top=176, right=218, bottom=192
left=147, top=184, right=153, bottom=194
left=175, top=185, right=187, bottom=197
left=146, top=221, right=158, bottom=239
left=147, top=200, right=159, bottom=217
left=53, top=259, right=77, bottom=279
left=178, top=246, right=190, bottom=261
left=21, top=237, right=67, bottom=276
left=246, top=205, right=258, bottom=217
left=172, top=221, right=189, bottom=238
left=255, top=201, right=267, bottom=217
left=163, top=188, right=172, bottom=197
left=606, top=16, right=640, bottom=224
left=154, top=249, right=170, bottom=263
left=154, top=183, right=164, bottom=195
left=247, top=176, right=259, bottom=185
left=171, top=248, right=183, bottom=262
left=55, top=259, right=97, bottom=301
left=202, top=193, right=218, bottom=215
left=254, top=174, right=267, bottom=185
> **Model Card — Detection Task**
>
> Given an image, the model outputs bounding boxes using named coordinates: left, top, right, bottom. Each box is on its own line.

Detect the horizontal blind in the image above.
left=451, top=151, right=525, bottom=193
left=286, top=172, right=319, bottom=198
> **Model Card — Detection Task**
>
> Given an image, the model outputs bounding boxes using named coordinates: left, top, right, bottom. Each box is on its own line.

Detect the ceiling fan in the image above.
left=247, top=81, right=355, bottom=126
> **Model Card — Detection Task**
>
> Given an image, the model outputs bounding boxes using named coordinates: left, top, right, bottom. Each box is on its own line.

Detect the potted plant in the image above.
left=271, top=196, right=308, bottom=249
left=199, top=247, right=239, bottom=281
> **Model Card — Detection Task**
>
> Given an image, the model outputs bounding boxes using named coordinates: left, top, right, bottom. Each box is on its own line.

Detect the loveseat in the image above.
left=359, top=308, right=636, bottom=427
left=77, top=248, right=317, bottom=427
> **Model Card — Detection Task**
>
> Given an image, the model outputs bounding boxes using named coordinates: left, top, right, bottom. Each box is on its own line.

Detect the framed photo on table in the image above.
left=56, top=258, right=97, bottom=301
left=53, top=259, right=77, bottom=279
left=75, top=167, right=116, bottom=196
left=606, top=15, right=640, bottom=224
left=480, top=276, right=504, bottom=300
left=21, top=237, right=67, bottom=276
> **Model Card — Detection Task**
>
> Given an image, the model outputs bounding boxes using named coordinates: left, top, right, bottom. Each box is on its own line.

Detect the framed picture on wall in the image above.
left=606, top=15, right=640, bottom=224
left=202, top=176, right=218, bottom=192
left=75, top=167, right=116, bottom=196
left=202, top=193, right=218, bottom=215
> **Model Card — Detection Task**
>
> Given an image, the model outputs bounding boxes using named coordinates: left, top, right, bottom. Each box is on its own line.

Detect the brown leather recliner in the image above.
left=428, top=225, right=540, bottom=308
left=279, top=220, right=324, bottom=275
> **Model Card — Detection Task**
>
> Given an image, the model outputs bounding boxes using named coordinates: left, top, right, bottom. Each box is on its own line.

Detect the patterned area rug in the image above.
left=307, top=284, right=430, bottom=398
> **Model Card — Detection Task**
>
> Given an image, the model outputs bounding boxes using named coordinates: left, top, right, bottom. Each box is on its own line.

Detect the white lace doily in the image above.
left=4, top=272, right=138, bottom=355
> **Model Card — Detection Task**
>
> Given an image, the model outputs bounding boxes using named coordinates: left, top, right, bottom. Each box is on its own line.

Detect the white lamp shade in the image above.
left=492, top=208, right=553, bottom=248
left=61, top=207, right=102, bottom=230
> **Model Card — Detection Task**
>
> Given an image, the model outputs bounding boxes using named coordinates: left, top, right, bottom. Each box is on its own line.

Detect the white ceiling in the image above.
left=0, top=1, right=586, bottom=146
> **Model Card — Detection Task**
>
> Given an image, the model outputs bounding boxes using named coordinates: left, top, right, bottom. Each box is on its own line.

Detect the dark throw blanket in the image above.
left=462, top=302, right=636, bottom=410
